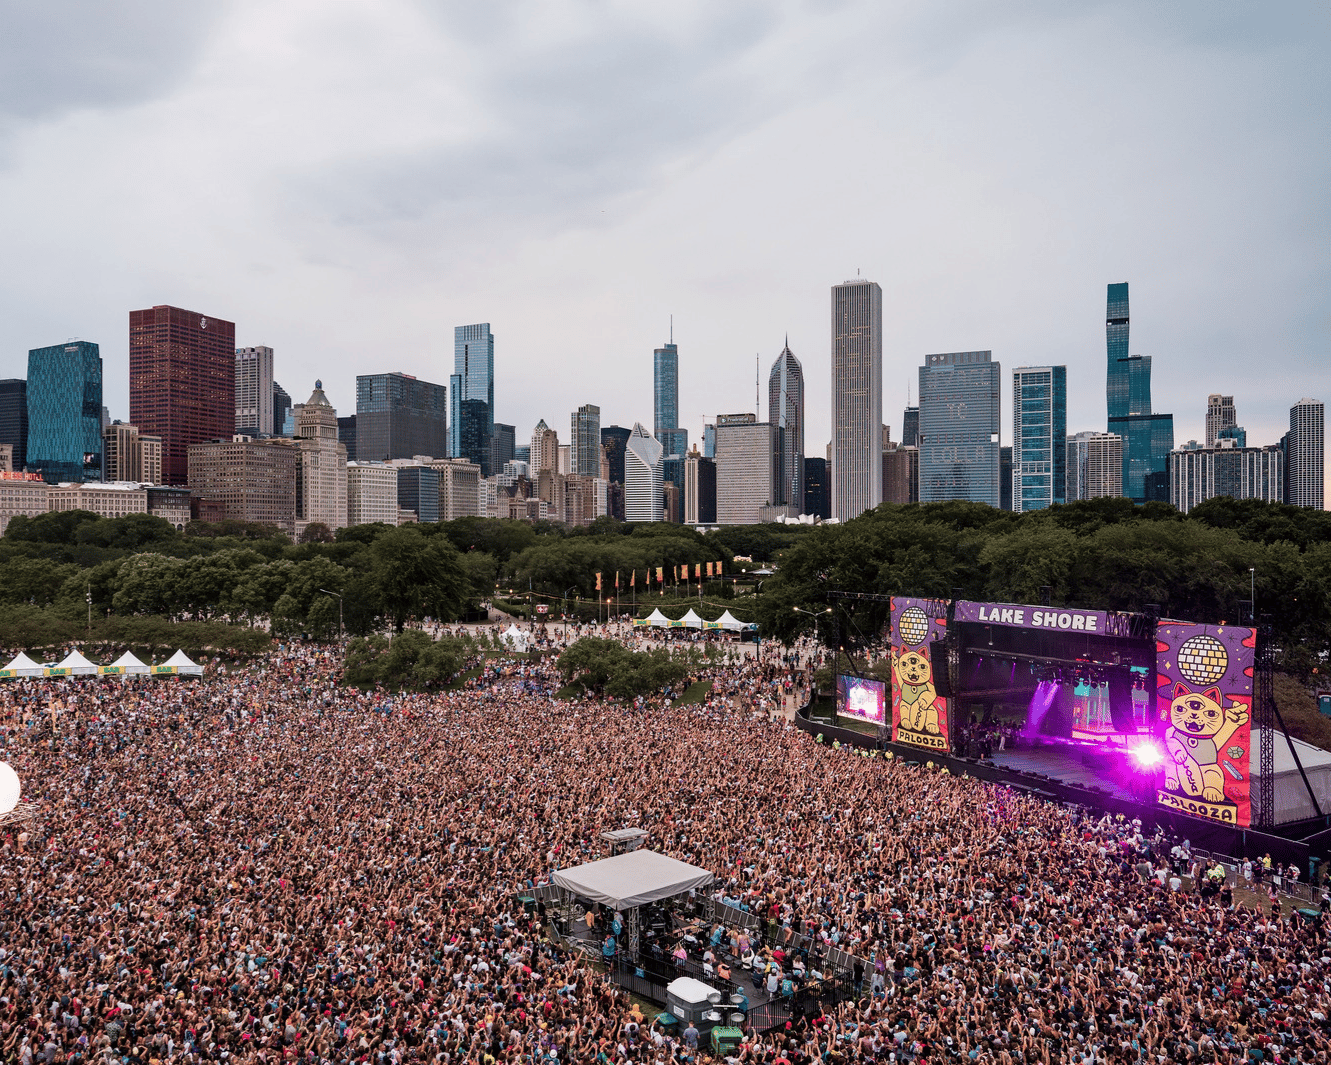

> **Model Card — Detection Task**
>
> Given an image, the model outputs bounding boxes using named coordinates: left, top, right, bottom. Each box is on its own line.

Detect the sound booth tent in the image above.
left=551, top=850, right=714, bottom=911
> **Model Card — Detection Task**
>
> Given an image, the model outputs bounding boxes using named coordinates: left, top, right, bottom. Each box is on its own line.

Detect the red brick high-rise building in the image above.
left=129, top=306, right=236, bottom=486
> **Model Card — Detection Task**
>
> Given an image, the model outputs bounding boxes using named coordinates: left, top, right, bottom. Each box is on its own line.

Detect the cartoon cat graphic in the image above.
left=1163, top=683, right=1248, bottom=804
left=893, top=647, right=940, bottom=734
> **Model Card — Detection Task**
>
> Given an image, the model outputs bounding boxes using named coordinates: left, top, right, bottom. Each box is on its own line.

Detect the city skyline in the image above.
left=0, top=3, right=1325, bottom=500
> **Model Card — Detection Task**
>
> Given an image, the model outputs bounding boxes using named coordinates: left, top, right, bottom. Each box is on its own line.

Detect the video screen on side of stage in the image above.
left=837, top=674, right=886, bottom=725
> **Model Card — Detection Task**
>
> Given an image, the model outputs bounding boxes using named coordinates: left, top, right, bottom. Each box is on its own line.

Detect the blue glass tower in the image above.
left=1012, top=366, right=1066, bottom=511
left=918, top=350, right=1001, bottom=507
left=450, top=323, right=494, bottom=475
left=653, top=340, right=686, bottom=457
left=26, top=341, right=103, bottom=483
left=1104, top=283, right=1173, bottom=502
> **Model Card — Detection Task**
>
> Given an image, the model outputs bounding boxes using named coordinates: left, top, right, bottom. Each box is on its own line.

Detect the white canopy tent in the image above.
left=500, top=624, right=530, bottom=652
left=101, top=652, right=150, bottom=676
left=716, top=611, right=754, bottom=632
left=53, top=650, right=99, bottom=675
left=551, top=850, right=714, bottom=911
left=644, top=609, right=670, bottom=627
left=1256, top=734, right=1331, bottom=825
left=0, top=653, right=46, bottom=678
left=160, top=650, right=204, bottom=676
left=679, top=608, right=703, bottom=629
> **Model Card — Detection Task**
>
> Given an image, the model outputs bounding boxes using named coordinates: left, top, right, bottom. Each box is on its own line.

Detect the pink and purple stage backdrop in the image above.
left=836, top=674, right=886, bottom=725
left=1154, top=622, right=1255, bottom=827
left=889, top=597, right=950, bottom=752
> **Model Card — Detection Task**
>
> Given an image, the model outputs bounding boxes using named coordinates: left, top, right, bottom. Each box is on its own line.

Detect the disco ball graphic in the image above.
left=898, top=606, right=930, bottom=647
left=1176, top=634, right=1229, bottom=687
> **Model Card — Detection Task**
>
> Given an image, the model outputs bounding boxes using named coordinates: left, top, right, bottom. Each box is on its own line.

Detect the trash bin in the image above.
left=518, top=896, right=536, bottom=915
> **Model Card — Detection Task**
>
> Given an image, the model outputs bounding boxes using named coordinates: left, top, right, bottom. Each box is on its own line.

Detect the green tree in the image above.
left=370, top=526, right=467, bottom=632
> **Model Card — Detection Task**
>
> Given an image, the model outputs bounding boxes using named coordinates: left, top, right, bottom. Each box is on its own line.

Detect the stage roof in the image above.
left=552, top=850, right=714, bottom=911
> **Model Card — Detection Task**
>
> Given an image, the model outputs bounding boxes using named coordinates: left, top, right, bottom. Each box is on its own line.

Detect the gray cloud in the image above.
left=0, top=1, right=230, bottom=126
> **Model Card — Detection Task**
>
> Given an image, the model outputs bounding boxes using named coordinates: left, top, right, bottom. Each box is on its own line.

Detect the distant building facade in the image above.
left=187, top=437, right=299, bottom=533
left=1066, top=432, right=1124, bottom=501
left=768, top=342, right=804, bottom=509
left=130, top=306, right=236, bottom=486
left=290, top=381, right=348, bottom=536
left=684, top=451, right=717, bottom=525
left=103, top=422, right=163, bottom=485
left=450, top=324, right=494, bottom=474
left=0, top=380, right=28, bottom=474
left=356, top=372, right=448, bottom=462
left=918, top=350, right=1001, bottom=507
left=26, top=341, right=103, bottom=484
left=346, top=462, right=400, bottom=527
left=803, top=457, right=829, bottom=520
left=1104, top=283, right=1173, bottom=502
left=1205, top=394, right=1236, bottom=449
left=1286, top=399, right=1324, bottom=510
left=831, top=279, right=882, bottom=520
left=1169, top=443, right=1284, bottom=514
left=1012, top=365, right=1067, bottom=512
left=715, top=414, right=778, bottom=525
left=624, top=423, right=663, bottom=522
left=571, top=404, right=601, bottom=477
left=235, top=346, right=275, bottom=436
left=47, top=482, right=148, bottom=520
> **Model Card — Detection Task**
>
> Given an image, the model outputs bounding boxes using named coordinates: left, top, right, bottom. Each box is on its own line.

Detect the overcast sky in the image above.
left=1, top=0, right=1327, bottom=494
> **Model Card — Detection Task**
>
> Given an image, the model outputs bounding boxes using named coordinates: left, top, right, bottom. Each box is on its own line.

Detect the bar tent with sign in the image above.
left=715, top=610, right=754, bottom=632
left=0, top=653, right=47, bottom=678
left=643, top=609, right=670, bottom=627
left=153, top=650, right=204, bottom=676
left=99, top=652, right=150, bottom=676
left=51, top=650, right=98, bottom=675
left=678, top=608, right=704, bottom=629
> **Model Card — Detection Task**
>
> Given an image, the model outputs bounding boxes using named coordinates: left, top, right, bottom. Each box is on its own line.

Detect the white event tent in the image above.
left=551, top=850, right=714, bottom=911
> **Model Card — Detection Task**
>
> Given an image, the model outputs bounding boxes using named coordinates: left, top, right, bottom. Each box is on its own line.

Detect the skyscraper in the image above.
left=103, top=422, right=162, bottom=484
left=530, top=419, right=559, bottom=475
left=130, top=306, right=236, bottom=486
left=901, top=406, right=920, bottom=448
left=291, top=381, right=348, bottom=536
left=26, top=341, right=104, bottom=483
left=624, top=423, right=663, bottom=522
left=1012, top=366, right=1067, bottom=512
left=235, top=346, right=275, bottom=436
left=653, top=338, right=684, bottom=456
left=272, top=382, right=292, bottom=439
left=715, top=414, right=779, bottom=525
left=450, top=323, right=494, bottom=474
left=767, top=341, right=804, bottom=508
left=803, top=457, right=829, bottom=519
left=1104, top=283, right=1174, bottom=502
left=600, top=425, right=632, bottom=486
left=1170, top=444, right=1284, bottom=514
left=571, top=404, right=601, bottom=477
left=0, top=380, right=28, bottom=473
left=918, top=351, right=1001, bottom=507
left=355, top=372, right=448, bottom=461
left=489, top=423, right=516, bottom=477
left=1205, top=394, right=1237, bottom=448
left=1066, top=431, right=1123, bottom=500
left=832, top=279, right=882, bottom=520
left=683, top=450, right=717, bottom=525
left=1286, top=399, right=1325, bottom=509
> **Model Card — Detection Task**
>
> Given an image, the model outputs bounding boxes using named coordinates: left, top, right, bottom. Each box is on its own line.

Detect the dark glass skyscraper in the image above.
left=653, top=341, right=678, bottom=441
left=767, top=342, right=804, bottom=508
left=1104, top=283, right=1173, bottom=502
left=27, top=341, right=104, bottom=483
left=0, top=380, right=28, bottom=473
left=356, top=372, right=448, bottom=461
left=450, top=323, right=494, bottom=474
left=571, top=404, right=602, bottom=477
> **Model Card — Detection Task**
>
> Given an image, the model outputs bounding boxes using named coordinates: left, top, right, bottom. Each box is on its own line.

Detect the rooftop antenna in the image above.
left=756, top=354, right=760, bottom=411
left=670, top=314, right=673, bottom=345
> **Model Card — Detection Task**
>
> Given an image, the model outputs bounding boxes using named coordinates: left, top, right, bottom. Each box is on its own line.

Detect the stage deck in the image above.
left=988, top=738, right=1145, bottom=803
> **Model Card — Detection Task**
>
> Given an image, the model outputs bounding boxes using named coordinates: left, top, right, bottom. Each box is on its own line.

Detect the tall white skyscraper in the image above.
left=831, top=279, right=882, bottom=521
left=715, top=414, right=778, bottom=525
left=1066, top=431, right=1123, bottom=500
left=1287, top=398, right=1325, bottom=509
left=624, top=423, right=663, bottom=522
left=235, top=346, right=275, bottom=436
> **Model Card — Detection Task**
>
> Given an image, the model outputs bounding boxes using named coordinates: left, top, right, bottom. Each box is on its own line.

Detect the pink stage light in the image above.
left=1129, top=742, right=1164, bottom=769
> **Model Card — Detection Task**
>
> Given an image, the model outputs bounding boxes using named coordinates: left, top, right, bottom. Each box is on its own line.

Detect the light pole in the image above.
left=1249, top=567, right=1256, bottom=625
left=319, top=589, right=344, bottom=641
left=86, top=582, right=92, bottom=640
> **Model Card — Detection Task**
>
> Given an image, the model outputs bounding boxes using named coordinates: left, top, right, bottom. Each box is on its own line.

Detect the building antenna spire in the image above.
left=670, top=314, right=673, bottom=345
left=756, top=354, right=759, bottom=411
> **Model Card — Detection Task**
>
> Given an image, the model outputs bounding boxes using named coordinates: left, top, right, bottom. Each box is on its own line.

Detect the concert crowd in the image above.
left=0, top=632, right=1327, bottom=1065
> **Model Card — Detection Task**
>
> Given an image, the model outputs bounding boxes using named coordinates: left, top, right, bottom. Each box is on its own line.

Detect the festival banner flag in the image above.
left=615, top=571, right=620, bottom=589
left=694, top=563, right=701, bottom=578
left=1154, top=622, right=1255, bottom=827
left=705, top=562, right=714, bottom=577
left=595, top=572, right=602, bottom=591
left=630, top=570, right=636, bottom=588
left=888, top=596, right=952, bottom=753
left=656, top=567, right=664, bottom=583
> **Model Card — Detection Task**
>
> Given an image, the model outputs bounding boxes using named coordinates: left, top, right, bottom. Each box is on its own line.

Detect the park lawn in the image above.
left=675, top=680, right=713, bottom=706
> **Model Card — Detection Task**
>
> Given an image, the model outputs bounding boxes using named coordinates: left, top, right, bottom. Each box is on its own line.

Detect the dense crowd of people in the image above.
left=0, top=632, right=1327, bottom=1065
